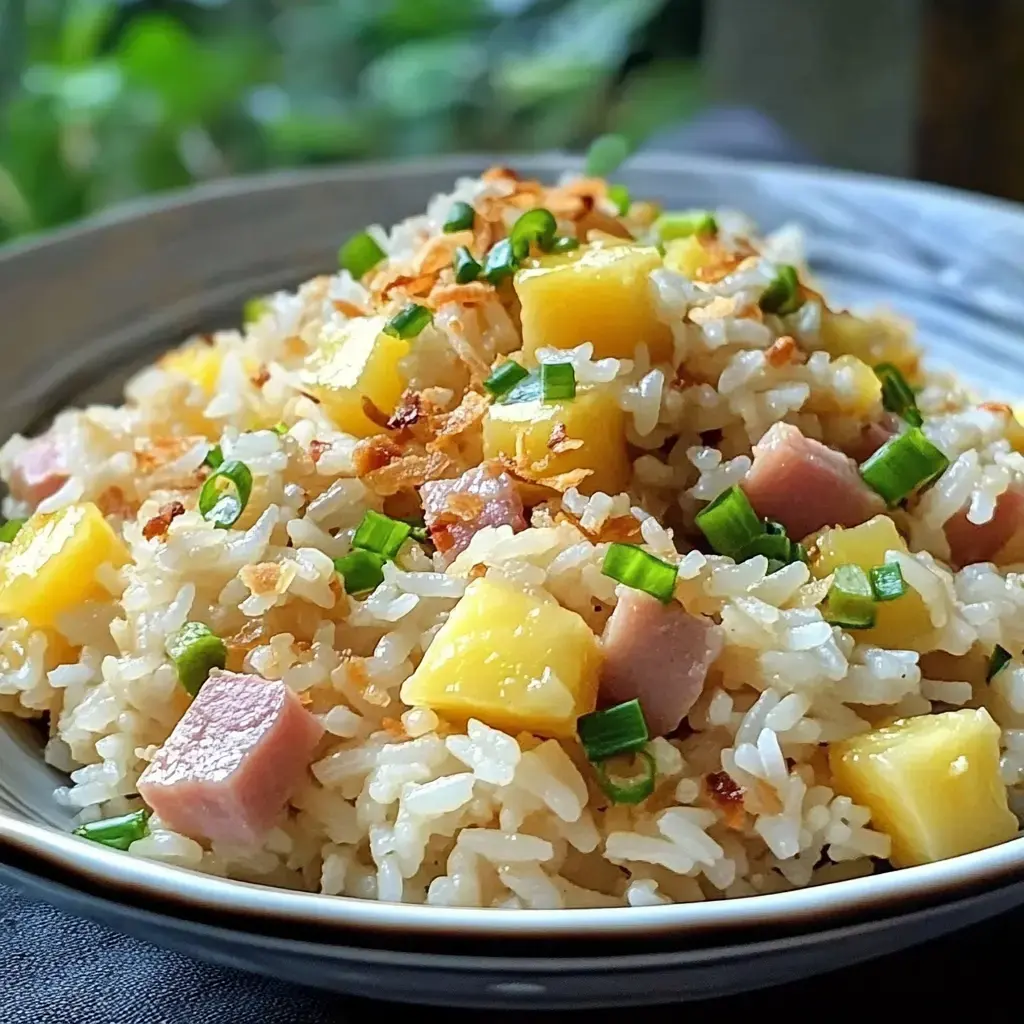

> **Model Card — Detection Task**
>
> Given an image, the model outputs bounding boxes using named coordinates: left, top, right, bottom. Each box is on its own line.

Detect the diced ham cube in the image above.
left=8, top=434, right=68, bottom=505
left=420, top=465, right=526, bottom=565
left=741, top=422, right=884, bottom=541
left=944, top=486, right=1024, bottom=567
left=599, top=589, right=722, bottom=737
left=138, top=671, right=324, bottom=845
left=843, top=413, right=901, bottom=464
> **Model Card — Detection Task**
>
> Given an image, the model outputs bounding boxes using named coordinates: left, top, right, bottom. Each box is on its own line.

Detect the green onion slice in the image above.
left=988, top=644, right=1013, bottom=682
left=499, top=368, right=542, bottom=405
left=334, top=550, right=387, bottom=595
left=453, top=246, right=482, bottom=284
left=824, top=564, right=876, bottom=629
left=549, top=236, right=580, bottom=254
left=602, top=543, right=678, bottom=603
left=695, top=486, right=763, bottom=560
left=859, top=427, right=949, bottom=506
left=509, top=208, right=557, bottom=259
left=759, top=265, right=804, bottom=315
left=443, top=201, right=475, bottom=233
left=875, top=362, right=923, bottom=427
left=740, top=532, right=792, bottom=563
left=870, top=562, right=907, bottom=602
left=594, top=749, right=656, bottom=805
left=198, top=459, right=252, bottom=529
left=73, top=809, right=150, bottom=851
left=0, top=519, right=25, bottom=543
left=399, top=518, right=430, bottom=543
left=352, top=509, right=412, bottom=560
left=607, top=184, right=630, bottom=216
left=578, top=699, right=649, bottom=762
left=484, top=360, right=529, bottom=398
left=654, top=209, right=717, bottom=241
left=384, top=303, right=432, bottom=340
left=585, top=133, right=631, bottom=177
left=338, top=231, right=386, bottom=279
left=271, top=422, right=289, bottom=436
left=483, top=238, right=518, bottom=285
left=166, top=621, right=227, bottom=697
left=243, top=296, right=268, bottom=325
left=540, top=362, right=576, bottom=402
left=204, top=444, right=224, bottom=470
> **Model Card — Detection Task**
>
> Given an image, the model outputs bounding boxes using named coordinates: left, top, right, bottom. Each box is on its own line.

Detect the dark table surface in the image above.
left=1, top=110, right=1011, bottom=1022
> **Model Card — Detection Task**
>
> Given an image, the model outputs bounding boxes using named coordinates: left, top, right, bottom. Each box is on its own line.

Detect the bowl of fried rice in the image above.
left=3, top=152, right=1024, bottom=1007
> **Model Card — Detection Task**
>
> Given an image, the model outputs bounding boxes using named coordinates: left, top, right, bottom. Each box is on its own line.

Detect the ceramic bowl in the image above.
left=3, top=154, right=1024, bottom=1009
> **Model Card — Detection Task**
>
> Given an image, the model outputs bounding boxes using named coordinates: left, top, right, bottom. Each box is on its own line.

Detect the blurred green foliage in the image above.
left=0, top=0, right=702, bottom=243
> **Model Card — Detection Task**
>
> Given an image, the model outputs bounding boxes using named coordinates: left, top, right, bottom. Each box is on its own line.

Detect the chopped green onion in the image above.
left=384, top=303, right=432, bottom=340
left=334, top=550, right=387, bottom=595
left=602, top=543, right=678, bottom=603
left=766, top=558, right=788, bottom=575
left=824, top=564, right=876, bottom=629
left=204, top=444, right=224, bottom=470
left=594, top=749, right=656, bottom=805
left=585, top=133, right=631, bottom=177
left=271, top=422, right=289, bottom=436
left=607, top=184, right=630, bottom=216
left=875, top=363, right=923, bottom=427
left=540, top=362, right=576, bottom=402
left=792, top=542, right=809, bottom=564
left=870, top=562, right=907, bottom=602
left=740, top=532, right=792, bottom=563
left=73, top=809, right=150, bottom=851
left=484, top=360, right=529, bottom=398
left=0, top=519, right=25, bottom=543
left=483, top=238, right=518, bottom=285
left=499, top=368, right=542, bottom=405
left=352, top=509, right=411, bottom=560
left=988, top=644, right=1013, bottom=682
left=578, top=699, right=649, bottom=762
left=759, top=265, right=804, bottom=316
left=198, top=459, right=252, bottom=529
left=549, top=236, right=580, bottom=254
left=166, top=621, right=227, bottom=697
left=509, top=208, right=557, bottom=259
left=453, top=246, right=482, bottom=284
left=859, top=427, right=949, bottom=506
left=243, top=296, right=268, bottom=325
left=654, top=209, right=717, bottom=241
left=338, top=231, right=386, bottom=279
left=443, top=201, right=475, bottom=233
left=695, top=486, right=763, bottom=560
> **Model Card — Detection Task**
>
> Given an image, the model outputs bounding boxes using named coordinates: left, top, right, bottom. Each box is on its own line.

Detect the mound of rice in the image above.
left=1, top=164, right=1022, bottom=910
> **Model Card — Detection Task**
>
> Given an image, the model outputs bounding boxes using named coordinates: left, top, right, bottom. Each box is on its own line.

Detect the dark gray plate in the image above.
left=3, top=153, right=1024, bottom=1008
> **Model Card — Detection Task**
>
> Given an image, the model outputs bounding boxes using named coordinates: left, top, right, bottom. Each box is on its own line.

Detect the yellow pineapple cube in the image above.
left=160, top=342, right=225, bottom=396
left=662, top=236, right=712, bottom=280
left=819, top=311, right=919, bottom=378
left=811, top=515, right=933, bottom=650
left=804, top=355, right=882, bottom=418
left=515, top=243, right=672, bottom=363
left=0, top=503, right=128, bottom=630
left=830, top=708, right=1017, bottom=867
left=400, top=576, right=601, bottom=738
left=482, top=383, right=631, bottom=496
left=302, top=315, right=409, bottom=437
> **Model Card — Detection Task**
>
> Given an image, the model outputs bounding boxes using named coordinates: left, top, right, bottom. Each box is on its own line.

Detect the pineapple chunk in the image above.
left=400, top=576, right=601, bottom=738
left=482, top=384, right=631, bottom=496
left=804, top=354, right=882, bottom=418
left=811, top=515, right=933, bottom=650
left=663, top=236, right=711, bottom=280
left=0, top=503, right=128, bottom=630
left=515, top=243, right=672, bottom=363
left=301, top=315, right=409, bottom=437
left=830, top=708, right=1017, bottom=867
left=160, top=342, right=224, bottom=395
left=819, top=311, right=919, bottom=378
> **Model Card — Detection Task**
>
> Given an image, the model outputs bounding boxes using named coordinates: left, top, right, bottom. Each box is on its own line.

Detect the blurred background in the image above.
left=0, top=0, right=1014, bottom=245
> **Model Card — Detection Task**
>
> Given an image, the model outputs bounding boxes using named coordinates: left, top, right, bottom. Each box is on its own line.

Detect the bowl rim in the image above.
left=3, top=150, right=1024, bottom=941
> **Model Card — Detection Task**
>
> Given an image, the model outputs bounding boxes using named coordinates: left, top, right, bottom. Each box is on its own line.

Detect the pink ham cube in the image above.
left=138, top=671, right=324, bottom=845
left=8, top=434, right=68, bottom=505
left=599, top=589, right=722, bottom=736
left=944, top=486, right=1024, bottom=567
left=741, top=422, right=884, bottom=541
